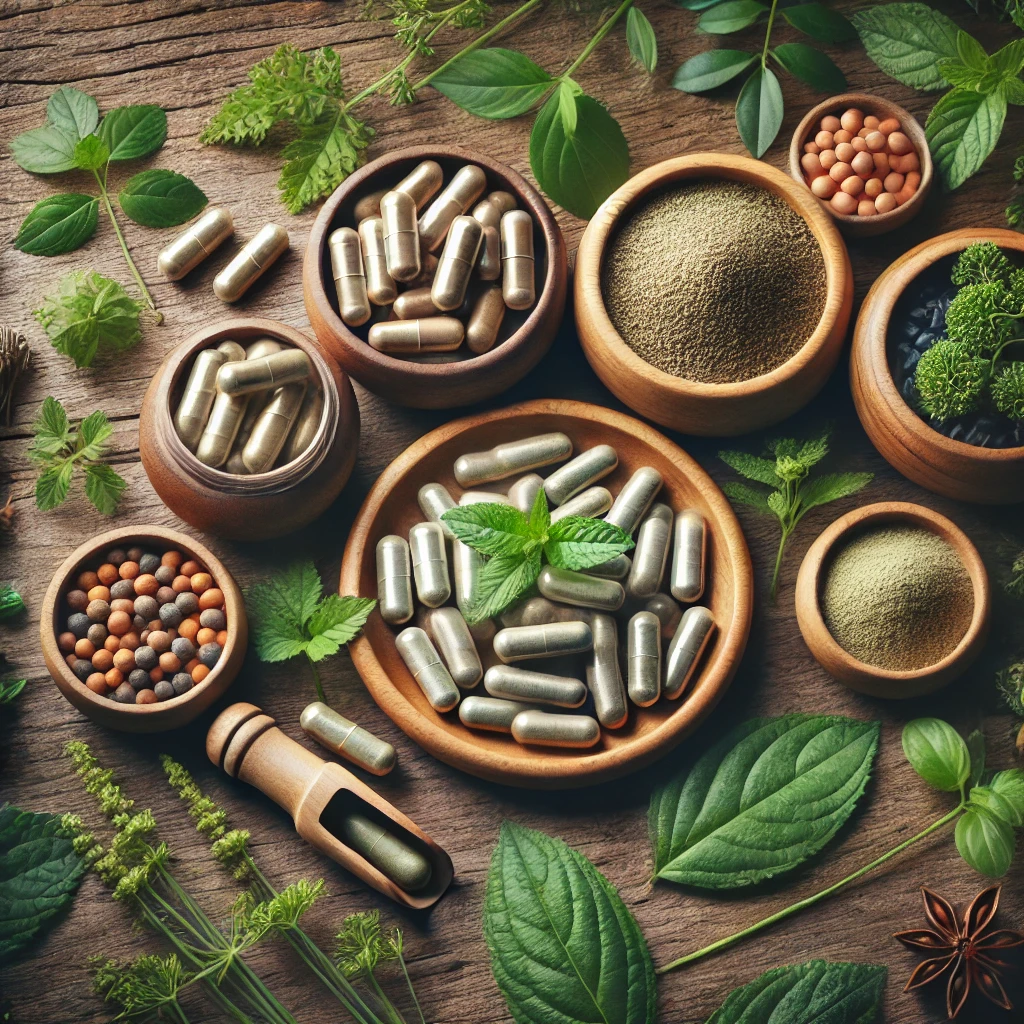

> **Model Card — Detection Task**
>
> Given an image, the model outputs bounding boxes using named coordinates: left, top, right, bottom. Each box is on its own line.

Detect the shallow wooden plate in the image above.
left=340, top=399, right=753, bottom=788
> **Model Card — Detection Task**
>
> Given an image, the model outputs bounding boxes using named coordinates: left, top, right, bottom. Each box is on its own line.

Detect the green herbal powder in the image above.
left=601, top=180, right=827, bottom=383
left=822, top=525, right=973, bottom=671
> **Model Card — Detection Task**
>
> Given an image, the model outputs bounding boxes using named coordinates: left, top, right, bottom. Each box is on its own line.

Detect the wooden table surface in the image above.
left=2, top=2, right=1023, bottom=1022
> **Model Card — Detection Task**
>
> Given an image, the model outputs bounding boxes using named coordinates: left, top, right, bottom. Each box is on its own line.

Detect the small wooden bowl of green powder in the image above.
left=794, top=502, right=990, bottom=698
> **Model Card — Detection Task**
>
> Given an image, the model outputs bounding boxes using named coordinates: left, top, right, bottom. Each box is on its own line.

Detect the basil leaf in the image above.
left=545, top=517, right=634, bottom=570
left=14, top=194, right=99, bottom=257
left=782, top=4, right=857, bottom=44
left=10, top=125, right=78, bottom=174
left=966, top=728, right=986, bottom=788
left=431, top=48, right=553, bottom=119
left=955, top=807, right=1015, bottom=877
left=902, top=718, right=971, bottom=792
left=989, top=770, right=1024, bottom=825
left=735, top=65, right=784, bottom=158
left=46, top=87, right=99, bottom=142
left=926, top=87, right=1007, bottom=191
left=772, top=43, right=847, bottom=93
left=967, top=785, right=1021, bottom=828
left=557, top=80, right=579, bottom=138
left=626, top=7, right=658, bottom=73
left=529, top=89, right=629, bottom=219
left=673, top=50, right=757, bottom=93
left=698, top=0, right=768, bottom=34
left=73, top=135, right=109, bottom=171
left=484, top=822, right=656, bottom=1024
left=852, top=3, right=959, bottom=91
left=118, top=169, right=208, bottom=227
left=441, top=503, right=532, bottom=556
left=98, top=104, right=167, bottom=160
left=707, top=960, right=887, bottom=1024
left=650, top=715, right=880, bottom=888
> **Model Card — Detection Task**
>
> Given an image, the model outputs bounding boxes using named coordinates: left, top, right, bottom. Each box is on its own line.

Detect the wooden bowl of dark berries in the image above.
left=851, top=228, right=1024, bottom=504
left=40, top=526, right=247, bottom=732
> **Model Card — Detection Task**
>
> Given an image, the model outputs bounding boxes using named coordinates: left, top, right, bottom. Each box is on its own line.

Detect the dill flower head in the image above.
left=335, top=909, right=403, bottom=978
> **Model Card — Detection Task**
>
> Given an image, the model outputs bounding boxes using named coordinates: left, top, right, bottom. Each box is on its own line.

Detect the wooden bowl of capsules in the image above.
left=303, top=145, right=568, bottom=409
left=340, top=398, right=754, bottom=789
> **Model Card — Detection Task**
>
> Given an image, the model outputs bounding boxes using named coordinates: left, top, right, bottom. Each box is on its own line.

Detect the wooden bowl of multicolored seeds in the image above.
left=40, top=526, right=247, bottom=731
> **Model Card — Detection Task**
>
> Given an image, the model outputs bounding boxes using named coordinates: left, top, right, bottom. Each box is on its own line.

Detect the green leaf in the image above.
left=529, top=89, right=629, bottom=219
left=118, top=169, right=207, bottom=228
left=0, top=679, right=27, bottom=706
left=707, top=960, right=887, bottom=1024
left=626, top=8, right=658, bottom=73
left=83, top=464, right=126, bottom=516
left=956, top=30, right=990, bottom=72
left=902, top=718, right=971, bottom=792
left=991, top=38, right=1024, bottom=78
left=98, top=105, right=167, bottom=160
left=484, top=821, right=656, bottom=1024
left=46, top=87, right=99, bottom=142
left=467, top=550, right=542, bottom=624
left=988, top=770, right=1024, bottom=825
left=673, top=0, right=725, bottom=8
left=772, top=43, right=847, bottom=93
left=736, top=65, right=784, bottom=158
left=557, top=80, right=578, bottom=138
left=722, top=482, right=773, bottom=514
left=672, top=50, right=757, bottom=93
left=528, top=486, right=550, bottom=539
left=967, top=784, right=1021, bottom=828
left=10, top=126, right=78, bottom=174
left=698, top=0, right=767, bottom=33
left=719, top=450, right=780, bottom=486
left=1003, top=76, right=1024, bottom=104
left=0, top=586, right=26, bottom=621
left=76, top=409, right=113, bottom=461
left=545, top=517, right=634, bottom=570
left=956, top=807, right=1015, bottom=877
left=937, top=59, right=987, bottom=91
left=35, top=462, right=73, bottom=511
left=14, top=194, right=99, bottom=257
left=30, top=397, right=71, bottom=456
left=966, top=729, right=987, bottom=788
left=246, top=562, right=324, bottom=662
left=441, top=503, right=533, bottom=556
left=796, top=472, right=873, bottom=513
left=926, top=87, right=1007, bottom=191
left=304, top=595, right=376, bottom=661
left=651, top=715, right=880, bottom=888
left=851, top=4, right=960, bottom=91
left=0, top=805, right=86, bottom=964
left=72, top=135, right=109, bottom=171
left=431, top=48, right=553, bottom=118
left=782, top=4, right=857, bottom=44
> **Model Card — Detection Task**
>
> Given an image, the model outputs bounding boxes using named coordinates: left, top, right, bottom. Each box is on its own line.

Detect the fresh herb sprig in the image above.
left=441, top=489, right=634, bottom=624
left=0, top=678, right=27, bottom=708
left=1009, top=150, right=1024, bottom=229
left=0, top=585, right=25, bottom=621
left=719, top=428, right=872, bottom=600
left=28, top=397, right=126, bottom=515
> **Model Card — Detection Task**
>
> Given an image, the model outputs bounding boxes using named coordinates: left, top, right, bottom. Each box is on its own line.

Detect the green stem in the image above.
left=307, top=654, right=326, bottom=703
left=561, top=0, right=634, bottom=81
left=760, top=0, right=780, bottom=68
left=769, top=528, right=789, bottom=602
left=656, top=803, right=965, bottom=973
left=398, top=953, right=427, bottom=1024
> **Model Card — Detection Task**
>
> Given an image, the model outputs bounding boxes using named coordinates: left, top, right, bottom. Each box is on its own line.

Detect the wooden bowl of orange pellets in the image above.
left=789, top=93, right=933, bottom=237
left=40, top=526, right=247, bottom=731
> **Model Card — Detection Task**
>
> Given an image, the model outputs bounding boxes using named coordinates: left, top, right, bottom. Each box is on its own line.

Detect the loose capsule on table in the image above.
left=431, top=215, right=483, bottom=312
left=500, top=210, right=535, bottom=310
left=196, top=389, right=248, bottom=468
left=395, top=626, right=460, bottom=712
left=158, top=207, right=234, bottom=281
left=409, top=522, right=450, bottom=608
left=663, top=606, right=716, bottom=700
left=394, top=159, right=444, bottom=210
left=507, top=473, right=544, bottom=515
left=627, top=610, right=662, bottom=707
left=427, top=607, right=482, bottom=690
left=484, top=664, right=586, bottom=708
left=336, top=812, right=432, bottom=892
left=544, top=445, right=618, bottom=505
left=628, top=503, right=672, bottom=599
left=549, top=486, right=612, bottom=523
left=376, top=535, right=414, bottom=625
left=358, top=218, right=397, bottom=307
left=466, top=285, right=505, bottom=354
left=589, top=613, right=627, bottom=728
left=417, top=482, right=456, bottom=537
left=218, top=348, right=310, bottom=395
left=671, top=510, right=706, bottom=603
left=213, top=223, right=289, bottom=302
left=419, top=164, right=487, bottom=251
left=300, top=701, right=396, bottom=776
left=329, top=227, right=371, bottom=327
left=459, top=695, right=533, bottom=733
left=605, top=466, right=663, bottom=535
left=511, top=710, right=600, bottom=749
left=174, top=348, right=226, bottom=450
left=537, top=566, right=624, bottom=611
left=279, top=385, right=324, bottom=465
left=492, top=620, right=593, bottom=662
left=381, top=190, right=421, bottom=283
left=368, top=318, right=464, bottom=354
left=242, top=383, right=306, bottom=473
left=454, top=432, right=572, bottom=487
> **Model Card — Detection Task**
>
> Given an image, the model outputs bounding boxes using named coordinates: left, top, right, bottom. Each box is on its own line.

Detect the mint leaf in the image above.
left=797, top=472, right=873, bottom=511
left=852, top=3, right=960, bottom=91
left=441, top=503, right=533, bottom=556
left=991, top=38, right=1024, bottom=78
left=926, top=87, right=1007, bottom=191
left=29, top=397, right=71, bottom=457
left=35, top=462, right=73, bottom=511
left=736, top=64, right=784, bottom=157
left=432, top=48, right=553, bottom=118
left=76, top=409, right=113, bottom=461
left=772, top=43, right=847, bottom=93
left=98, top=105, right=167, bottom=160
left=781, top=3, right=857, bottom=44
left=626, top=7, right=658, bottom=73
left=73, top=135, right=109, bottom=171
left=938, top=59, right=988, bottom=91
left=0, top=586, right=26, bottom=621
left=247, top=561, right=323, bottom=662
left=83, top=463, right=126, bottom=516
left=467, top=550, right=541, bottom=624
left=956, top=29, right=990, bottom=71
left=528, top=485, right=550, bottom=538
left=955, top=807, right=1015, bottom=877
left=902, top=718, right=971, bottom=792
left=672, top=50, right=757, bottom=93
left=46, top=87, right=99, bottom=142
left=698, top=0, right=768, bottom=34
left=14, top=194, right=98, bottom=257
left=545, top=517, right=634, bottom=570
left=722, top=482, right=773, bottom=513
left=305, top=595, right=376, bottom=661
left=10, top=125, right=77, bottom=174
left=1005, top=77, right=1024, bottom=104
left=117, top=169, right=207, bottom=227
left=719, top=450, right=781, bottom=486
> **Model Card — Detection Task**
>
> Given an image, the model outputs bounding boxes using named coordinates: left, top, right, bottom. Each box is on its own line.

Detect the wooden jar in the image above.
left=851, top=228, right=1024, bottom=503
left=303, top=145, right=568, bottom=409
left=140, top=318, right=359, bottom=540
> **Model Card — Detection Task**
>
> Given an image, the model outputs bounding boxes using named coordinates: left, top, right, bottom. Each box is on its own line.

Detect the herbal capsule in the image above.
left=628, top=503, right=672, bottom=599
left=476, top=226, right=501, bottom=281
left=589, top=613, right=627, bottom=728
left=158, top=206, right=234, bottom=281
left=393, top=287, right=441, bottom=320
left=544, top=446, right=618, bottom=505
left=484, top=665, right=586, bottom=708
left=353, top=187, right=388, bottom=223
left=501, top=596, right=564, bottom=627
left=299, top=701, right=396, bottom=776
left=329, top=227, right=371, bottom=327
left=174, top=348, right=226, bottom=451
left=376, top=535, right=414, bottom=626
left=216, top=340, right=246, bottom=362
left=671, top=510, right=706, bottom=603
left=500, top=210, right=535, bottom=310
left=511, top=710, right=600, bottom=749
left=466, top=285, right=505, bottom=354
left=537, top=566, right=624, bottom=611
left=242, top=383, right=306, bottom=473
left=605, top=467, right=663, bottom=535
left=646, top=592, right=682, bottom=638
left=245, top=338, right=283, bottom=361
left=431, top=216, right=483, bottom=312
left=453, top=540, right=482, bottom=615
left=395, top=626, right=460, bottom=712
left=493, top=621, right=593, bottom=662
left=664, top=606, right=716, bottom=700
left=196, top=390, right=248, bottom=468
left=417, top=482, right=457, bottom=538
left=428, top=607, right=482, bottom=689
left=627, top=611, right=662, bottom=707
left=381, top=190, right=421, bottom=283
left=583, top=554, right=632, bottom=580
left=419, top=164, right=486, bottom=250
left=459, top=490, right=512, bottom=506
left=368, top=318, right=463, bottom=354
left=218, top=348, right=310, bottom=395
left=549, top=486, right=612, bottom=523
left=394, top=159, right=444, bottom=209
left=280, top=385, right=324, bottom=465
left=407, top=250, right=439, bottom=289
left=213, top=223, right=289, bottom=302
left=472, top=198, right=501, bottom=230
left=507, top=473, right=544, bottom=515
left=459, top=695, right=533, bottom=732
left=454, top=432, right=572, bottom=487
left=336, top=811, right=432, bottom=892
left=358, top=218, right=397, bottom=306
left=487, top=191, right=517, bottom=215
left=409, top=522, right=450, bottom=608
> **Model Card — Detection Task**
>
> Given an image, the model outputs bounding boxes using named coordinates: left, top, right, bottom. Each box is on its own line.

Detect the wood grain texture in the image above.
left=1, top=2, right=1023, bottom=1023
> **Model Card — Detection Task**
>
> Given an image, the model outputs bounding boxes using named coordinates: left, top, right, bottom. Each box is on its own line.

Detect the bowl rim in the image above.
left=574, top=151, right=849, bottom=399
left=42, top=525, right=245, bottom=717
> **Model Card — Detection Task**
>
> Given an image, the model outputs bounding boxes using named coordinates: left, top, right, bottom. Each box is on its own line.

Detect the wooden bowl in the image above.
left=139, top=318, right=360, bottom=540
left=795, top=502, right=989, bottom=699
left=339, top=398, right=753, bottom=788
left=574, top=152, right=853, bottom=437
left=789, top=92, right=933, bottom=237
left=303, top=146, right=568, bottom=409
left=851, top=228, right=1024, bottom=503
left=41, top=526, right=248, bottom=732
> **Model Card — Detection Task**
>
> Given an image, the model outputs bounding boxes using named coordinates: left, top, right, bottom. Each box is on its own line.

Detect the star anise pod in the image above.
left=895, top=885, right=1024, bottom=1018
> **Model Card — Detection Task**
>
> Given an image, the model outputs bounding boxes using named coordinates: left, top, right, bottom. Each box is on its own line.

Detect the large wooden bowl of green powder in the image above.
left=575, top=153, right=853, bottom=437
left=794, top=502, right=990, bottom=699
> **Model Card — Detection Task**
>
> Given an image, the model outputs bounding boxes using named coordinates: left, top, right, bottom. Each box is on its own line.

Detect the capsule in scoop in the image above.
left=158, top=206, right=234, bottom=281
left=427, top=607, right=481, bottom=690
left=670, top=510, right=706, bottom=603
left=663, top=606, right=715, bottom=700
left=537, top=566, right=624, bottom=611
left=454, top=432, right=572, bottom=487
left=395, top=627, right=460, bottom=712
left=213, top=223, right=289, bottom=302
left=589, top=613, right=628, bottom=728
left=511, top=710, right=600, bottom=749
left=329, top=227, right=371, bottom=327
left=549, top=486, right=612, bottom=523
left=376, top=535, right=414, bottom=625
left=394, top=159, right=444, bottom=209
left=381, top=190, right=421, bottom=282
left=431, top=215, right=483, bottom=311
left=217, top=348, right=310, bottom=395
left=627, top=611, right=662, bottom=707
left=419, top=164, right=486, bottom=250
left=300, top=701, right=396, bottom=776
left=174, top=348, right=226, bottom=451
left=358, top=218, right=397, bottom=306
left=500, top=210, right=535, bottom=310
left=628, top=503, right=672, bottom=599
left=217, top=340, right=247, bottom=362
left=605, top=467, right=663, bottom=535
left=493, top=620, right=593, bottom=662
left=242, top=383, right=306, bottom=473
left=336, top=812, right=432, bottom=892
left=459, top=695, right=533, bottom=733
left=466, top=285, right=506, bottom=354
left=544, top=445, right=618, bottom=505
left=368, top=318, right=463, bottom=354
left=409, top=522, right=450, bottom=608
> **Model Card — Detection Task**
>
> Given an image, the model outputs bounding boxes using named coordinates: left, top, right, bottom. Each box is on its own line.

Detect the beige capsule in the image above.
left=453, top=539, right=483, bottom=616
left=605, top=467, right=663, bottom=535
left=329, top=227, right=371, bottom=327
left=537, top=566, right=624, bottom=611
left=334, top=811, right=432, bottom=892
left=409, top=521, right=451, bottom=608
left=628, top=502, right=673, bottom=599
left=582, top=554, right=632, bottom=580
left=477, top=226, right=501, bottom=281
left=223, top=351, right=278, bottom=473
left=419, top=164, right=487, bottom=250
left=487, top=190, right=517, bottom=215
left=466, top=285, right=505, bottom=354
left=196, top=389, right=249, bottom=468
left=213, top=223, right=289, bottom=302
left=368, top=318, right=463, bottom=354
left=484, top=665, right=586, bottom=708
left=245, top=338, right=283, bottom=361
left=671, top=510, right=706, bottom=603
left=459, top=695, right=533, bottom=733
left=549, top=486, right=612, bottom=523
left=358, top=218, right=397, bottom=307
left=377, top=534, right=414, bottom=625
left=394, top=159, right=444, bottom=210
left=279, top=385, right=324, bottom=465
left=500, top=210, right=535, bottom=310
left=471, top=198, right=501, bottom=229
left=218, top=348, right=311, bottom=395
left=427, top=606, right=482, bottom=690
left=417, top=482, right=457, bottom=538
left=395, top=626, right=460, bottom=712
left=458, top=490, right=512, bottom=506
left=241, top=383, right=306, bottom=473
left=393, top=287, right=441, bottom=320
left=627, top=610, right=662, bottom=707
left=353, top=187, right=388, bottom=223
left=511, top=710, right=600, bottom=749
left=507, top=473, right=544, bottom=515
left=158, top=206, right=234, bottom=281
left=174, top=348, right=226, bottom=451
left=406, top=250, right=439, bottom=289
left=381, top=190, right=421, bottom=283
left=454, top=432, right=572, bottom=487
left=492, top=620, right=593, bottom=662
left=431, top=216, right=483, bottom=311
left=664, top=605, right=716, bottom=700
left=216, top=340, right=247, bottom=362
left=589, top=613, right=628, bottom=728
left=300, top=701, right=396, bottom=776
left=645, top=592, right=682, bottom=639
left=545, top=445, right=618, bottom=505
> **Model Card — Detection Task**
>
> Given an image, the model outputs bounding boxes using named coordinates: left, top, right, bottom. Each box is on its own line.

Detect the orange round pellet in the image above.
left=833, top=129, right=852, bottom=145
left=110, top=598, right=135, bottom=614
left=884, top=171, right=904, bottom=193
left=149, top=668, right=164, bottom=683
left=108, top=610, right=132, bottom=636
left=216, top=630, right=229, bottom=647
left=199, top=588, right=223, bottom=610
left=834, top=142, right=855, bottom=164
left=821, top=114, right=841, bottom=133
left=196, top=627, right=217, bottom=646
left=858, top=199, right=878, bottom=216
left=905, top=170, right=922, bottom=191
left=77, top=570, right=100, bottom=591
left=801, top=152, right=824, bottom=177
left=161, top=550, right=183, bottom=569
left=851, top=136, right=868, bottom=153
left=857, top=126, right=871, bottom=139
left=185, top=658, right=200, bottom=674
left=75, top=638, right=96, bottom=658
left=172, top=575, right=192, bottom=593
left=149, top=618, right=163, bottom=633
left=119, top=561, right=140, bottom=580
left=92, top=649, right=114, bottom=672
left=134, top=574, right=159, bottom=596
left=819, top=149, right=837, bottom=170
left=105, top=668, right=124, bottom=688
left=179, top=619, right=200, bottom=642
left=159, top=652, right=181, bottom=673
left=897, top=152, right=920, bottom=174
left=875, top=192, right=898, bottom=214
left=840, top=175, right=864, bottom=196
left=804, top=141, right=820, bottom=155
left=120, top=632, right=141, bottom=651
left=113, top=649, right=135, bottom=672
left=865, top=131, right=886, bottom=152
left=877, top=117, right=901, bottom=135
left=97, top=564, right=118, bottom=585
left=59, top=632, right=77, bottom=653
left=831, top=191, right=858, bottom=215
left=841, top=109, right=864, bottom=133
left=180, top=560, right=202, bottom=578
left=190, top=573, right=212, bottom=594
left=851, top=151, right=874, bottom=177
left=815, top=130, right=834, bottom=149
left=86, top=674, right=108, bottom=695
left=192, top=664, right=210, bottom=683
left=872, top=152, right=890, bottom=175
left=828, top=161, right=853, bottom=183
left=104, top=635, right=121, bottom=653
left=864, top=177, right=884, bottom=198
left=136, top=689, right=158, bottom=705
left=87, top=585, right=111, bottom=603
left=864, top=114, right=880, bottom=130
left=888, top=131, right=913, bottom=155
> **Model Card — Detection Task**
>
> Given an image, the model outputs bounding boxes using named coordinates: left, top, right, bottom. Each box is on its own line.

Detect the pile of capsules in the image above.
left=174, top=338, right=323, bottom=474
left=375, top=432, right=716, bottom=750
left=57, top=545, right=228, bottom=705
left=331, top=159, right=537, bottom=358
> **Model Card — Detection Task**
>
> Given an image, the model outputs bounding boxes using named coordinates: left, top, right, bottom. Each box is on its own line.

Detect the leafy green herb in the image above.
left=719, top=428, right=872, bottom=599
left=0, top=679, right=26, bottom=707
left=0, top=585, right=25, bottom=621
left=484, top=821, right=656, bottom=1024
left=1007, top=150, right=1024, bottom=228
left=246, top=561, right=375, bottom=703
left=117, top=169, right=208, bottom=228
left=626, top=7, right=658, bottom=72
left=28, top=397, right=126, bottom=515
left=902, top=717, right=971, bottom=792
